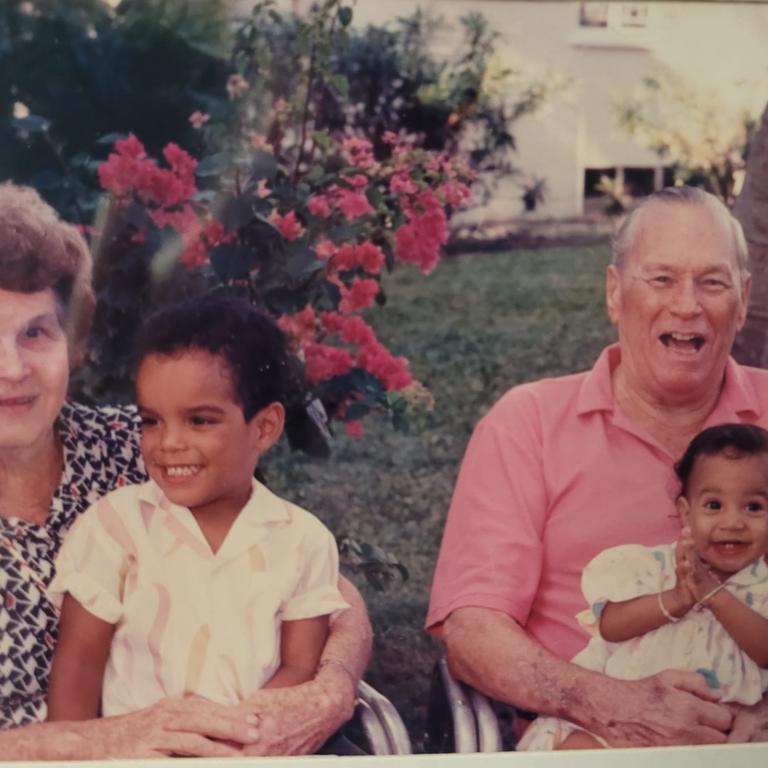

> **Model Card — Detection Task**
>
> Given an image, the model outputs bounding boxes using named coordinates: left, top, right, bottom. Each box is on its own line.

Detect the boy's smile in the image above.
left=136, top=349, right=274, bottom=525
left=678, top=451, right=768, bottom=580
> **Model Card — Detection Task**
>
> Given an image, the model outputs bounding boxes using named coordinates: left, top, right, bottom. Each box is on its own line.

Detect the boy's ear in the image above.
left=249, top=402, right=285, bottom=452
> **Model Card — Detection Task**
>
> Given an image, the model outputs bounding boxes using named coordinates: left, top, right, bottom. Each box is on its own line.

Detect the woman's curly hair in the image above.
left=0, top=182, right=95, bottom=363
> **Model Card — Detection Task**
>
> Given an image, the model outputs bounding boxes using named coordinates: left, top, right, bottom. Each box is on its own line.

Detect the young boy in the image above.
left=46, top=296, right=348, bottom=722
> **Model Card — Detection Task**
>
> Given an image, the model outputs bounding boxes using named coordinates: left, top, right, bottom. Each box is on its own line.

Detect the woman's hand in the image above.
left=729, top=697, right=768, bottom=742
left=241, top=662, right=356, bottom=756
left=85, top=696, right=260, bottom=759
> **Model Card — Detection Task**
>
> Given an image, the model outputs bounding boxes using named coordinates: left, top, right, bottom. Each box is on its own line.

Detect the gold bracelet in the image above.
left=657, top=591, right=680, bottom=623
left=694, top=581, right=728, bottom=611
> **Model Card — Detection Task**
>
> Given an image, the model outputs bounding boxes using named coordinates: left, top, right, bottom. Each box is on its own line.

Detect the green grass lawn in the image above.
left=267, top=243, right=617, bottom=751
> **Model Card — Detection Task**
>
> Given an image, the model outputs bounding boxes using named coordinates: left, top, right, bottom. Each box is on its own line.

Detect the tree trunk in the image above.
left=733, top=102, right=768, bottom=367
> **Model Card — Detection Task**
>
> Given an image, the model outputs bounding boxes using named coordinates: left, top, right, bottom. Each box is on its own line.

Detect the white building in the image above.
left=238, top=1, right=768, bottom=220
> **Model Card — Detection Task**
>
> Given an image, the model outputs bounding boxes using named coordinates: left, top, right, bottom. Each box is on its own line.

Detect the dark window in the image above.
left=623, top=167, right=655, bottom=197
left=584, top=167, right=615, bottom=198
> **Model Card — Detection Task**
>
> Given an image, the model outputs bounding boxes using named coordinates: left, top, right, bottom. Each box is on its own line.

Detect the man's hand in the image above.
left=729, top=696, right=768, bottom=743
left=597, top=670, right=732, bottom=747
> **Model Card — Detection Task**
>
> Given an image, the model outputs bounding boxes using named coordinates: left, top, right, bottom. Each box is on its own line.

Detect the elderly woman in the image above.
left=428, top=186, right=768, bottom=746
left=0, top=182, right=371, bottom=758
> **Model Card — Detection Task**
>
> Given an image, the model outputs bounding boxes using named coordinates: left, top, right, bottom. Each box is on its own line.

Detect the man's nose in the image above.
left=670, top=278, right=703, bottom=317
left=0, top=339, right=29, bottom=380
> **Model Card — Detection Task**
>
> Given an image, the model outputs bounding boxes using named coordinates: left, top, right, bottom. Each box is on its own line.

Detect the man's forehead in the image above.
left=624, top=202, right=740, bottom=270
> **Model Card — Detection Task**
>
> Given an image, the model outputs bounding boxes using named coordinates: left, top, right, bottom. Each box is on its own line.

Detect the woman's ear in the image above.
left=249, top=402, right=285, bottom=453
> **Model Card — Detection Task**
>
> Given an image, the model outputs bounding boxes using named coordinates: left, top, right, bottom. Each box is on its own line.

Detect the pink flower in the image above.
left=356, top=339, right=412, bottom=391
left=227, top=73, right=249, bottom=99
left=321, top=312, right=376, bottom=347
left=345, top=420, right=363, bottom=439
left=331, top=241, right=385, bottom=275
left=307, top=195, right=331, bottom=217
left=395, top=191, right=448, bottom=274
left=188, top=111, right=210, bottom=129
left=390, top=173, right=417, bottom=196
left=304, top=343, right=353, bottom=384
left=339, top=278, right=379, bottom=313
left=255, top=178, right=271, bottom=199
left=439, top=180, right=472, bottom=207
left=278, top=306, right=317, bottom=351
left=202, top=219, right=234, bottom=248
left=314, top=237, right=338, bottom=260
left=345, top=174, right=369, bottom=189
left=333, top=188, right=374, bottom=219
left=381, top=131, right=399, bottom=145
left=342, top=137, right=376, bottom=169
left=249, top=132, right=269, bottom=150
left=271, top=210, right=305, bottom=241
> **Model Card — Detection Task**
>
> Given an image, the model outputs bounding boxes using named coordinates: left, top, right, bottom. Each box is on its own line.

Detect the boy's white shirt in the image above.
left=49, top=478, right=348, bottom=716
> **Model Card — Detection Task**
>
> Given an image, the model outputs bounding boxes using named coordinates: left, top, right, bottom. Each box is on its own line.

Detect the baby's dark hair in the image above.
left=675, top=423, right=768, bottom=496
left=136, top=294, right=290, bottom=421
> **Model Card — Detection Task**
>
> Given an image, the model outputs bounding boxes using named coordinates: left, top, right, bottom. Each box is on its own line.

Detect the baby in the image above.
left=519, top=422, right=768, bottom=750
left=46, top=295, right=348, bottom=722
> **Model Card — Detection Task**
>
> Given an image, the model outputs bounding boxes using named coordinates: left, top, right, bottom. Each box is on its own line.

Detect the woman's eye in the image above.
left=24, top=325, right=46, bottom=340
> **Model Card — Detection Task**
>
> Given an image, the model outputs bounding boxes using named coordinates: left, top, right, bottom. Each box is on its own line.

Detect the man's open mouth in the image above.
left=660, top=333, right=705, bottom=351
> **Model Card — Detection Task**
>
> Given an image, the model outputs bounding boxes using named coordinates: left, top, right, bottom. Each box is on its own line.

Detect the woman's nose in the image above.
left=0, top=339, right=29, bottom=380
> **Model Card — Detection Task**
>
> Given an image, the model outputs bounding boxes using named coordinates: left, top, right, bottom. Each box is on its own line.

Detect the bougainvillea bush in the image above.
left=86, top=126, right=472, bottom=453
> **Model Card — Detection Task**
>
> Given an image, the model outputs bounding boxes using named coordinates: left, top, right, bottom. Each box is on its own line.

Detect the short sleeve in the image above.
left=48, top=494, right=133, bottom=624
left=281, top=517, right=348, bottom=621
left=427, top=386, right=547, bottom=633
left=578, top=543, right=671, bottom=630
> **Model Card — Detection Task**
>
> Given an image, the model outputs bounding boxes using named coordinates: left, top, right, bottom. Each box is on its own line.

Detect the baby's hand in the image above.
left=678, top=528, right=721, bottom=601
left=671, top=533, right=697, bottom=615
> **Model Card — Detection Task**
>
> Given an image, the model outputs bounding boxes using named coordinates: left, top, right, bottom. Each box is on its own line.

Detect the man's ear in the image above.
left=249, top=402, right=285, bottom=453
left=737, top=272, right=752, bottom=331
left=606, top=264, right=621, bottom=326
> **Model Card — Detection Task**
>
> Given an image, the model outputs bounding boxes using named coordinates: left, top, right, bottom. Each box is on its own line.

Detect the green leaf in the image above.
left=285, top=247, right=326, bottom=283
left=12, top=115, right=50, bottom=133
left=250, top=150, right=277, bottom=183
left=97, top=132, right=128, bottom=145
left=209, top=243, right=257, bottom=281
left=328, top=73, right=349, bottom=98
left=195, top=152, right=231, bottom=177
left=337, top=6, right=353, bottom=27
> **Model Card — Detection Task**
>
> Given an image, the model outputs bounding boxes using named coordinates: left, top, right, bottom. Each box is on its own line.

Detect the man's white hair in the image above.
left=612, top=186, right=749, bottom=277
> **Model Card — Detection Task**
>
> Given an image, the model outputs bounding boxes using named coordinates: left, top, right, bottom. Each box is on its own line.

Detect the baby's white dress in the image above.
left=518, top=543, right=768, bottom=750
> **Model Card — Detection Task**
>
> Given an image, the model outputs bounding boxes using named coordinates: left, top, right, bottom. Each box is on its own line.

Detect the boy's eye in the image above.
left=139, top=415, right=158, bottom=428
left=190, top=415, right=214, bottom=426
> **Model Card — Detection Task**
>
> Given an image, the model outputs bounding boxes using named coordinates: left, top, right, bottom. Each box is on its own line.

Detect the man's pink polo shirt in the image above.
left=427, top=344, right=768, bottom=661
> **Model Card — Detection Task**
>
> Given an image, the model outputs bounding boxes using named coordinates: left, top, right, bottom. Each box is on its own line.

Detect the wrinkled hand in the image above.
left=241, top=666, right=356, bottom=756
left=86, top=696, right=259, bottom=759
left=597, top=670, right=732, bottom=747
left=729, top=696, right=768, bottom=743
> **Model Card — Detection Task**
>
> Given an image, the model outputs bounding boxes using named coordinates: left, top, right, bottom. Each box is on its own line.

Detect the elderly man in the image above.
left=427, top=186, right=768, bottom=746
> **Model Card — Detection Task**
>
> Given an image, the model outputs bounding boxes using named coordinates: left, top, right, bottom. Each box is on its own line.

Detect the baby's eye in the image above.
left=745, top=501, right=767, bottom=514
left=703, top=499, right=722, bottom=511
